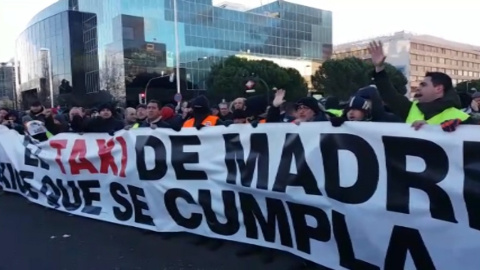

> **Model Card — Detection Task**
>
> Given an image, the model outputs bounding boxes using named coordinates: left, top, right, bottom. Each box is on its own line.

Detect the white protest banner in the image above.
left=0, top=122, right=479, bottom=270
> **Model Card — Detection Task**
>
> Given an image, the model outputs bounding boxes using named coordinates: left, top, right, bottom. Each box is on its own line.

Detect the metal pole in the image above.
left=40, top=48, right=54, bottom=108
left=144, top=75, right=172, bottom=102
left=9, top=61, right=17, bottom=109
left=256, top=77, right=270, bottom=102
left=47, top=50, right=54, bottom=108
left=173, top=0, right=181, bottom=96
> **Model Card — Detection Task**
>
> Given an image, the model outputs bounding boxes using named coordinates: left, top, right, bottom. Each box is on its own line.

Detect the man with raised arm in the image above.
left=368, top=41, right=475, bottom=131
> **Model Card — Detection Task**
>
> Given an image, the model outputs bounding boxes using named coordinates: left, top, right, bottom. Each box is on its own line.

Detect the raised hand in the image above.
left=272, top=89, right=286, bottom=107
left=368, top=41, right=386, bottom=68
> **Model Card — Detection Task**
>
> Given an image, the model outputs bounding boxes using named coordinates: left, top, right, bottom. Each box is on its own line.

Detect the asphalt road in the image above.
left=0, top=192, right=330, bottom=270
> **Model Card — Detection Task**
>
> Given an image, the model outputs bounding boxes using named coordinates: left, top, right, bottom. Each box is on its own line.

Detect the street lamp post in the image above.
left=144, top=74, right=175, bottom=102
left=40, top=48, right=54, bottom=108
left=173, top=0, right=181, bottom=96
left=247, top=74, right=271, bottom=102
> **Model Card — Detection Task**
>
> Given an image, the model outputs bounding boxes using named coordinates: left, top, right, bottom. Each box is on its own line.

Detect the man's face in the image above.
left=211, top=108, right=219, bottom=116
left=347, top=109, right=365, bottom=121
left=416, top=76, right=442, bottom=103
left=219, top=105, right=229, bottom=116
left=125, top=108, right=136, bottom=122
left=99, top=108, right=112, bottom=119
left=296, top=105, right=315, bottom=121
left=0, top=109, right=8, bottom=120
left=147, top=103, right=160, bottom=119
left=232, top=99, right=244, bottom=110
left=30, top=105, right=42, bottom=113
left=69, top=107, right=82, bottom=120
left=137, top=107, right=147, bottom=119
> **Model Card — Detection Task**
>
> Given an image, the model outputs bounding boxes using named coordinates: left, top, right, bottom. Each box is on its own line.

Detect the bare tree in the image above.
left=100, top=52, right=125, bottom=105
left=0, top=97, right=14, bottom=108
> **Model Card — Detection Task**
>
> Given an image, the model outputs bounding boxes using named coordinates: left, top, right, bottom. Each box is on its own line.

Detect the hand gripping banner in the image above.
left=0, top=122, right=479, bottom=270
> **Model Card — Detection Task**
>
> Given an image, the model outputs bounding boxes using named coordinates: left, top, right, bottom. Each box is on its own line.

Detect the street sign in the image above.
left=245, top=80, right=255, bottom=89
left=174, top=93, right=182, bottom=102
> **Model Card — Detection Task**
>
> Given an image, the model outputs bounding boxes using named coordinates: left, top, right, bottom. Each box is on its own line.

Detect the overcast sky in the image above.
left=0, top=0, right=477, bottom=62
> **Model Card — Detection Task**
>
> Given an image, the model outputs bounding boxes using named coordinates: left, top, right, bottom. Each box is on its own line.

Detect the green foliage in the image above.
left=311, top=57, right=408, bottom=100
left=456, top=79, right=480, bottom=93
left=206, top=56, right=308, bottom=102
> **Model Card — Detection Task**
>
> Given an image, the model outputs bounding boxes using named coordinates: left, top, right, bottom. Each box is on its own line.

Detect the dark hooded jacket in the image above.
left=185, top=96, right=225, bottom=128
left=372, top=69, right=473, bottom=124
left=84, top=103, right=124, bottom=133
left=4, top=110, right=24, bottom=134
left=244, top=95, right=269, bottom=123
left=355, top=86, right=401, bottom=122
left=138, top=105, right=182, bottom=131
left=267, top=96, right=328, bottom=123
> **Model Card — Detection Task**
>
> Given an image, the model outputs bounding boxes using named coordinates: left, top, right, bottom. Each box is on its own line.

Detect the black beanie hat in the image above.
left=98, top=103, right=115, bottom=113
left=295, top=97, right=320, bottom=114
left=192, top=95, right=210, bottom=109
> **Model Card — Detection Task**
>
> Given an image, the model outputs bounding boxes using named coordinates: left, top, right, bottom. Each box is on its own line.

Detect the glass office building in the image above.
left=0, top=62, right=15, bottom=101
left=15, top=0, right=98, bottom=108
left=16, top=0, right=332, bottom=107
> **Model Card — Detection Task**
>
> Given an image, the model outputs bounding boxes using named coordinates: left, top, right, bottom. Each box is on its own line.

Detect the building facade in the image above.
left=235, top=53, right=321, bottom=90
left=15, top=2, right=98, bottom=108
left=333, top=31, right=480, bottom=96
left=0, top=62, right=16, bottom=104
left=16, top=0, right=332, bottom=107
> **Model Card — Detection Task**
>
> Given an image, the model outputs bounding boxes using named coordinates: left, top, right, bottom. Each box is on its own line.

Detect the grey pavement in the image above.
left=0, top=193, right=330, bottom=270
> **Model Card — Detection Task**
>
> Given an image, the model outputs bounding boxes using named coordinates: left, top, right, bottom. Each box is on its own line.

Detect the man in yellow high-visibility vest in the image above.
left=368, top=41, right=476, bottom=132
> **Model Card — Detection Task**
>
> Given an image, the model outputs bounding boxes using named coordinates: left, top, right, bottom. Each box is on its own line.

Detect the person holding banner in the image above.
left=244, top=95, right=269, bottom=126
left=182, top=95, right=224, bottom=129
left=131, top=100, right=182, bottom=131
left=267, top=89, right=328, bottom=124
left=83, top=103, right=124, bottom=134
left=368, top=41, right=475, bottom=132
left=330, top=95, right=372, bottom=126
left=329, top=85, right=402, bottom=126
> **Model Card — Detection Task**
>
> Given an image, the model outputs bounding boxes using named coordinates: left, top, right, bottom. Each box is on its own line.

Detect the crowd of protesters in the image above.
left=1, top=41, right=479, bottom=269
left=2, top=42, right=478, bottom=142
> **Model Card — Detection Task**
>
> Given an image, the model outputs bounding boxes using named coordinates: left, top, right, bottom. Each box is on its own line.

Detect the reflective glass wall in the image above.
left=15, top=9, right=97, bottom=108
left=0, top=64, right=15, bottom=100
left=76, top=0, right=332, bottom=105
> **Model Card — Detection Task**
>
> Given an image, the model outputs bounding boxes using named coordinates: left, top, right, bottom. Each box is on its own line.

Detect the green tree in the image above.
left=311, top=57, right=408, bottom=100
left=206, top=56, right=307, bottom=102
left=365, top=62, right=408, bottom=96
left=456, top=79, right=480, bottom=93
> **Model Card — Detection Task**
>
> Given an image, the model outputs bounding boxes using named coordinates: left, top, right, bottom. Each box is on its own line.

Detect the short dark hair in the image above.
left=30, top=100, right=42, bottom=107
left=425, top=72, right=453, bottom=92
left=147, top=99, right=162, bottom=108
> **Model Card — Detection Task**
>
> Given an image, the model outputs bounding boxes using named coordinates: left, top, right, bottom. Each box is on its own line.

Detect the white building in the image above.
left=334, top=31, right=480, bottom=96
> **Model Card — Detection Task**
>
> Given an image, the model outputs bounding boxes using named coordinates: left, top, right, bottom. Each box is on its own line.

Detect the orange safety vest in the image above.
left=183, top=115, right=219, bottom=128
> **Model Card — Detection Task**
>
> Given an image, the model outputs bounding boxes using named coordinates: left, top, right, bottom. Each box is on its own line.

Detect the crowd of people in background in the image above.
left=1, top=41, right=480, bottom=269
left=2, top=43, right=479, bottom=142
